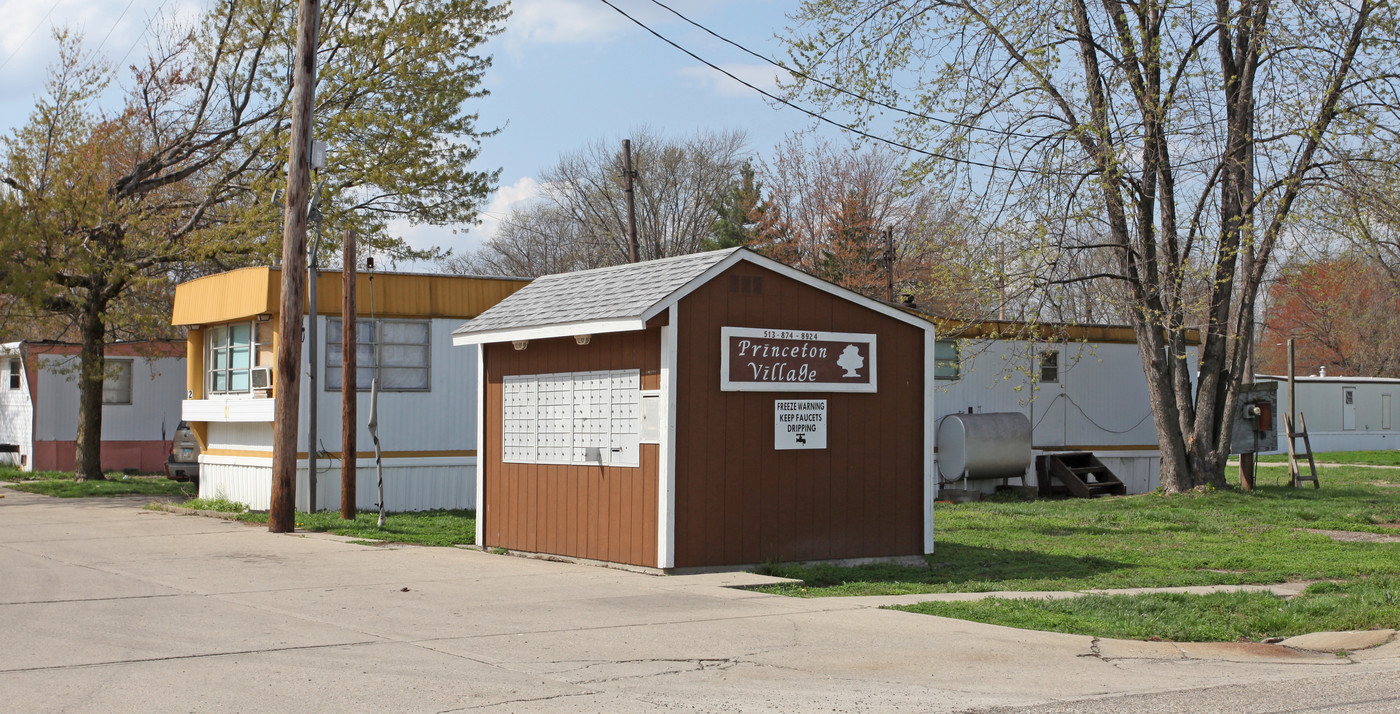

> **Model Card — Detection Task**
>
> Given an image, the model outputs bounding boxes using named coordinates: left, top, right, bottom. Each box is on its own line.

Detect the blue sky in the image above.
left=0, top=0, right=844, bottom=263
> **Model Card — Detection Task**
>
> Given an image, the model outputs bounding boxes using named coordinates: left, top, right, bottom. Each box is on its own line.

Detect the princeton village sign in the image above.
left=719, top=327, right=877, bottom=392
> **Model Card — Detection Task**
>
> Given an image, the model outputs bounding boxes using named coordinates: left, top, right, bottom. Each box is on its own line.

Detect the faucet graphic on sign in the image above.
left=837, top=345, right=864, bottom=378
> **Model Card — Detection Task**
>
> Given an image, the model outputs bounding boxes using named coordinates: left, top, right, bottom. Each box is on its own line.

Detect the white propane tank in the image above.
left=937, top=412, right=1033, bottom=480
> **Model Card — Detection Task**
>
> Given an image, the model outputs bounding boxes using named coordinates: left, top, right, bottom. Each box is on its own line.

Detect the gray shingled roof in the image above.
left=454, top=248, right=740, bottom=336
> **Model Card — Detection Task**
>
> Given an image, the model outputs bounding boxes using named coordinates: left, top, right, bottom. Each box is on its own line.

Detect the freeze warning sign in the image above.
left=774, top=399, right=827, bottom=450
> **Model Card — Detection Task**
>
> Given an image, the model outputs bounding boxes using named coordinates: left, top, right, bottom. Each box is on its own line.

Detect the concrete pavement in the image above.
left=3, top=486, right=1399, bottom=713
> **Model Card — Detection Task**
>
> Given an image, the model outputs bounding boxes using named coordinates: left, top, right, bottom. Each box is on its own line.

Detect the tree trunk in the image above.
left=73, top=297, right=107, bottom=482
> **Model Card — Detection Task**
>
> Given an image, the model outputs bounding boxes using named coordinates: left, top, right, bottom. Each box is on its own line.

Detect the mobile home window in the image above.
left=502, top=369, right=641, bottom=467
left=7, top=359, right=18, bottom=389
left=1039, top=350, right=1060, bottom=383
left=206, top=321, right=272, bottom=395
left=102, top=359, right=133, bottom=404
left=325, top=318, right=430, bottom=391
left=934, top=340, right=960, bottom=380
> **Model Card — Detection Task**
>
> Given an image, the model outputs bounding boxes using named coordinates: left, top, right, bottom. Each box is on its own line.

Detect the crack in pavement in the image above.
left=1, top=592, right=184, bottom=606
left=559, top=657, right=739, bottom=684
left=436, top=690, right=600, bottom=712
left=0, top=639, right=385, bottom=674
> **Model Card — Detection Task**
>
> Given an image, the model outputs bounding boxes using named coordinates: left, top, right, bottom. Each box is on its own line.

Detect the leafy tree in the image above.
left=783, top=0, right=1400, bottom=491
left=0, top=0, right=506, bottom=480
left=1256, top=258, right=1400, bottom=378
left=704, top=161, right=766, bottom=251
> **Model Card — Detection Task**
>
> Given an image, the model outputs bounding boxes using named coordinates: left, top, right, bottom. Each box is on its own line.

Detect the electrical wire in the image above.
left=0, top=0, right=64, bottom=74
left=1029, top=391, right=1153, bottom=435
left=91, top=0, right=140, bottom=57
left=642, top=0, right=1037, bottom=140
left=595, top=0, right=1070, bottom=175
left=111, top=0, right=171, bottom=71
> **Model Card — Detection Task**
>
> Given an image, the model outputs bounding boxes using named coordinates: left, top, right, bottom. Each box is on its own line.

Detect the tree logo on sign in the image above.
left=837, top=345, right=864, bottom=378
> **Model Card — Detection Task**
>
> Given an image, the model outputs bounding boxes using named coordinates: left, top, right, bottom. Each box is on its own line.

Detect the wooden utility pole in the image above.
left=884, top=228, right=894, bottom=303
left=1287, top=338, right=1296, bottom=433
left=341, top=230, right=357, bottom=520
left=270, top=0, right=319, bottom=534
left=622, top=139, right=639, bottom=263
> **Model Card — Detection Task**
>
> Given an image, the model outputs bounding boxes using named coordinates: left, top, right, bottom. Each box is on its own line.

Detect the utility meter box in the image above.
left=1231, top=381, right=1278, bottom=454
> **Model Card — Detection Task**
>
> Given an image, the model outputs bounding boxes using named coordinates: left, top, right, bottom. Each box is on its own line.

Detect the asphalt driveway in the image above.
left=3, top=487, right=1399, bottom=713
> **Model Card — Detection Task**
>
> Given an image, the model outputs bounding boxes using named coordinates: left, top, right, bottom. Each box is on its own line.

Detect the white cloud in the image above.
left=502, top=0, right=737, bottom=48
left=676, top=62, right=789, bottom=98
left=471, top=175, right=543, bottom=247
left=504, top=0, right=630, bottom=46
left=385, top=176, right=543, bottom=270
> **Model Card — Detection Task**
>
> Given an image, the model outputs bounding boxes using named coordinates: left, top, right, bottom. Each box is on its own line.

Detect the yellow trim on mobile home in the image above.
left=171, top=267, right=530, bottom=326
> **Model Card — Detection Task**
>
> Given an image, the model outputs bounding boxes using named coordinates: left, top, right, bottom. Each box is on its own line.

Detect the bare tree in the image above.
left=755, top=134, right=978, bottom=312
left=784, top=0, right=1400, bottom=491
left=455, top=128, right=749, bottom=276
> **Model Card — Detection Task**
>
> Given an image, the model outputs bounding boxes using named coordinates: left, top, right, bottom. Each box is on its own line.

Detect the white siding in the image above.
left=229, top=316, right=478, bottom=453
left=1261, top=377, right=1400, bottom=453
left=934, top=338, right=1193, bottom=495
left=195, top=316, right=479, bottom=512
left=207, top=421, right=273, bottom=451
left=198, top=453, right=476, bottom=511
left=32, top=353, right=185, bottom=442
left=0, top=346, right=34, bottom=469
left=183, top=397, right=276, bottom=422
left=197, top=457, right=273, bottom=507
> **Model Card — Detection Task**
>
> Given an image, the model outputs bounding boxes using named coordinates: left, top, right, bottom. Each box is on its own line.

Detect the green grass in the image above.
left=177, top=497, right=250, bottom=513
left=0, top=468, right=72, bottom=483
left=235, top=508, right=476, bottom=547
left=1255, top=450, right=1400, bottom=466
left=760, top=464, right=1400, bottom=597
left=757, top=463, right=1400, bottom=640
left=892, top=577, right=1400, bottom=642
left=4, top=470, right=196, bottom=498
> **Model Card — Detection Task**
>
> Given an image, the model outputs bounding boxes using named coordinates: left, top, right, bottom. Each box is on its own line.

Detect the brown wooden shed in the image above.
left=452, top=248, right=936, bottom=571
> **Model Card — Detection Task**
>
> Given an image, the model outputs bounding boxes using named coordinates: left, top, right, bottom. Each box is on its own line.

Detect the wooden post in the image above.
left=341, top=230, right=357, bottom=520
left=270, top=0, right=319, bottom=533
left=623, top=139, right=639, bottom=263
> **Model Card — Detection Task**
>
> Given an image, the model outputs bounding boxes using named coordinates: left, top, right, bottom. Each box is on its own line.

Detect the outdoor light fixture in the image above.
left=256, top=313, right=272, bottom=322
left=513, top=340, right=529, bottom=351
left=574, top=335, right=592, bottom=346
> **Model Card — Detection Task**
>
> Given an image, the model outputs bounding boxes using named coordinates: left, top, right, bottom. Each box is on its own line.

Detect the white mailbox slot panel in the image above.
left=502, top=369, right=641, bottom=467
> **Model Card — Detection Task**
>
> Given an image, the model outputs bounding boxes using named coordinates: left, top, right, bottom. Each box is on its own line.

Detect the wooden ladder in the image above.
left=1283, top=413, right=1320, bottom=489
left=1037, top=452, right=1127, bottom=498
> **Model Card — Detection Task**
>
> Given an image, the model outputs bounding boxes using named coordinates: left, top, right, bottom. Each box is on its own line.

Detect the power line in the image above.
left=643, top=0, right=1035, bottom=140
left=112, top=0, right=172, bottom=71
left=595, top=0, right=1062, bottom=175
left=93, top=0, right=140, bottom=57
left=0, top=0, right=66, bottom=74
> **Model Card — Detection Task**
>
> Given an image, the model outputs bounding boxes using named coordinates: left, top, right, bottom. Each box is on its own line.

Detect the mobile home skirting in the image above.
left=198, top=453, right=477, bottom=512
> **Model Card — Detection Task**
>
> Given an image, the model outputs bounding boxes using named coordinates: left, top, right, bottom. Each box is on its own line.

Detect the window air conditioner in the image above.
left=250, top=367, right=273, bottom=389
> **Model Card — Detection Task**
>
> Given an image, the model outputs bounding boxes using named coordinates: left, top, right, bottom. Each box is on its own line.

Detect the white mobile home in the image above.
left=170, top=267, right=528, bottom=511
left=0, top=341, right=186, bottom=472
left=1255, top=374, right=1400, bottom=453
left=928, top=320, right=1199, bottom=494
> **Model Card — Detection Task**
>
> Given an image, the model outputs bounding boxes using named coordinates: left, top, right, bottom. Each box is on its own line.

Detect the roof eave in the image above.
left=451, top=317, right=649, bottom=346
